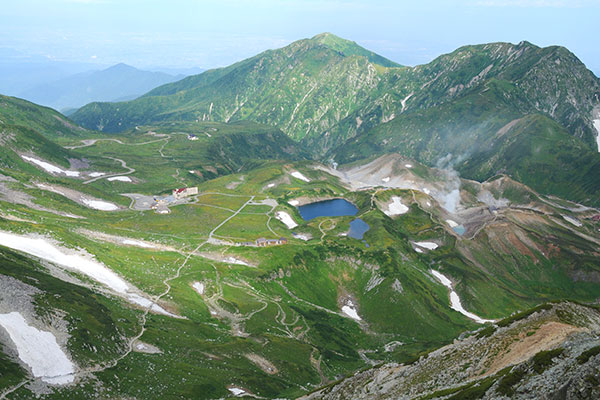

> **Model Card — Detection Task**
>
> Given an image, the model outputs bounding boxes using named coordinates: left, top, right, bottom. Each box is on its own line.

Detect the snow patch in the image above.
left=21, top=156, right=80, bottom=177
left=0, top=312, right=75, bottom=384
left=81, top=198, right=119, bottom=211
left=594, top=118, right=600, bottom=152
left=400, top=92, right=414, bottom=111
left=275, top=211, right=298, bottom=229
left=430, top=270, right=494, bottom=324
left=422, top=188, right=431, bottom=195
left=122, top=239, right=156, bottom=249
left=288, top=199, right=300, bottom=206
left=267, top=183, right=275, bottom=188
left=446, top=219, right=458, bottom=228
left=290, top=171, right=310, bottom=182
left=107, top=176, right=132, bottom=182
left=341, top=300, right=361, bottom=321
left=404, top=164, right=412, bottom=168
left=381, top=176, right=390, bottom=183
left=127, top=294, right=178, bottom=318
left=383, top=196, right=409, bottom=216
left=562, top=215, right=583, bottom=227
left=192, top=282, right=204, bottom=295
left=88, top=172, right=105, bottom=178
left=292, top=233, right=311, bottom=241
left=221, top=257, right=250, bottom=266
left=228, top=387, right=247, bottom=396
left=0, top=231, right=175, bottom=317
left=415, top=241, right=439, bottom=250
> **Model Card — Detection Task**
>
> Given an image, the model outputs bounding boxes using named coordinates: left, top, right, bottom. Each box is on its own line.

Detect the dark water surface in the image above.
left=297, top=199, right=358, bottom=220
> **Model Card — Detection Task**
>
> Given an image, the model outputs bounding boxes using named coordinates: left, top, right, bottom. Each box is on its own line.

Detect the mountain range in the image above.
left=72, top=33, right=600, bottom=207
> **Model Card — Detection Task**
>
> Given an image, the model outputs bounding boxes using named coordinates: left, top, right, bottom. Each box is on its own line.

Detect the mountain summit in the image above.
left=311, top=32, right=401, bottom=68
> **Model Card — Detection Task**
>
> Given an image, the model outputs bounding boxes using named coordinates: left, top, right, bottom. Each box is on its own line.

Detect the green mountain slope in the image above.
left=331, top=80, right=600, bottom=206
left=72, top=33, right=403, bottom=138
left=72, top=36, right=600, bottom=151
left=1, top=94, right=88, bottom=139
left=0, top=95, right=88, bottom=173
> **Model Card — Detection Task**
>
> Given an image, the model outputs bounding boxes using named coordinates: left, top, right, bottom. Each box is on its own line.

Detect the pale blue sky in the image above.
left=1, top=0, right=599, bottom=74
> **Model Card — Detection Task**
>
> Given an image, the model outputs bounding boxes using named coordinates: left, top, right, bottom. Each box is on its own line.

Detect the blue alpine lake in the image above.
left=452, top=225, right=466, bottom=235
left=348, top=218, right=370, bottom=240
left=297, top=199, right=370, bottom=245
left=297, top=198, right=358, bottom=220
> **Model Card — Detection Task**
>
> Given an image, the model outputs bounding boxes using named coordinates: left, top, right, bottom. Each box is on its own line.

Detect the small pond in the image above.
left=348, top=218, right=370, bottom=240
left=452, top=225, right=466, bottom=235
left=297, top=198, right=358, bottom=221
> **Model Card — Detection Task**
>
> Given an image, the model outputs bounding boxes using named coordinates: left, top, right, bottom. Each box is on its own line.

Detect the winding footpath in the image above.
left=0, top=194, right=257, bottom=396
left=83, top=156, right=135, bottom=184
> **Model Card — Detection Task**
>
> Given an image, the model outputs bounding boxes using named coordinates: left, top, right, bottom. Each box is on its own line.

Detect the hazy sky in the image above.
left=1, top=0, right=599, bottom=74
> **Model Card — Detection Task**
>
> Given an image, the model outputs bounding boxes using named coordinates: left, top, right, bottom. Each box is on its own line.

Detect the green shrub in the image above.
left=532, top=348, right=563, bottom=374
left=577, top=345, right=600, bottom=364
left=496, top=367, right=527, bottom=396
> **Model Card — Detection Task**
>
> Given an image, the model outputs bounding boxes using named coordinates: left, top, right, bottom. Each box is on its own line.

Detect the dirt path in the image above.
left=208, top=196, right=255, bottom=239
left=1, top=192, right=282, bottom=394
left=310, top=348, right=326, bottom=386
left=65, top=137, right=167, bottom=149
left=0, top=381, right=28, bottom=400
left=277, top=281, right=344, bottom=318
left=318, top=219, right=335, bottom=242
left=49, top=194, right=257, bottom=385
left=83, top=156, right=135, bottom=184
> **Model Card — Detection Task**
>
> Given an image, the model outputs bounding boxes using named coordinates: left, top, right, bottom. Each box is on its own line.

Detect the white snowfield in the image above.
left=89, top=172, right=105, bottom=177
left=430, top=270, right=495, bottom=324
left=293, top=233, right=311, bottom=241
left=593, top=118, right=600, bottom=152
left=341, top=300, right=362, bottom=321
left=562, top=215, right=583, bottom=227
left=81, top=198, right=119, bottom=211
left=223, top=257, right=250, bottom=266
left=290, top=171, right=310, bottom=182
left=228, top=387, right=247, bottom=396
left=288, top=199, right=300, bottom=206
left=122, top=239, right=156, bottom=249
left=0, top=312, right=75, bottom=385
left=107, top=176, right=132, bottom=182
left=446, top=219, right=458, bottom=228
left=404, top=164, right=413, bottom=168
left=275, top=211, right=298, bottom=229
left=383, top=196, right=409, bottom=216
left=21, top=156, right=80, bottom=177
left=192, top=282, right=205, bottom=295
left=0, top=231, right=176, bottom=317
left=415, top=241, right=439, bottom=250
